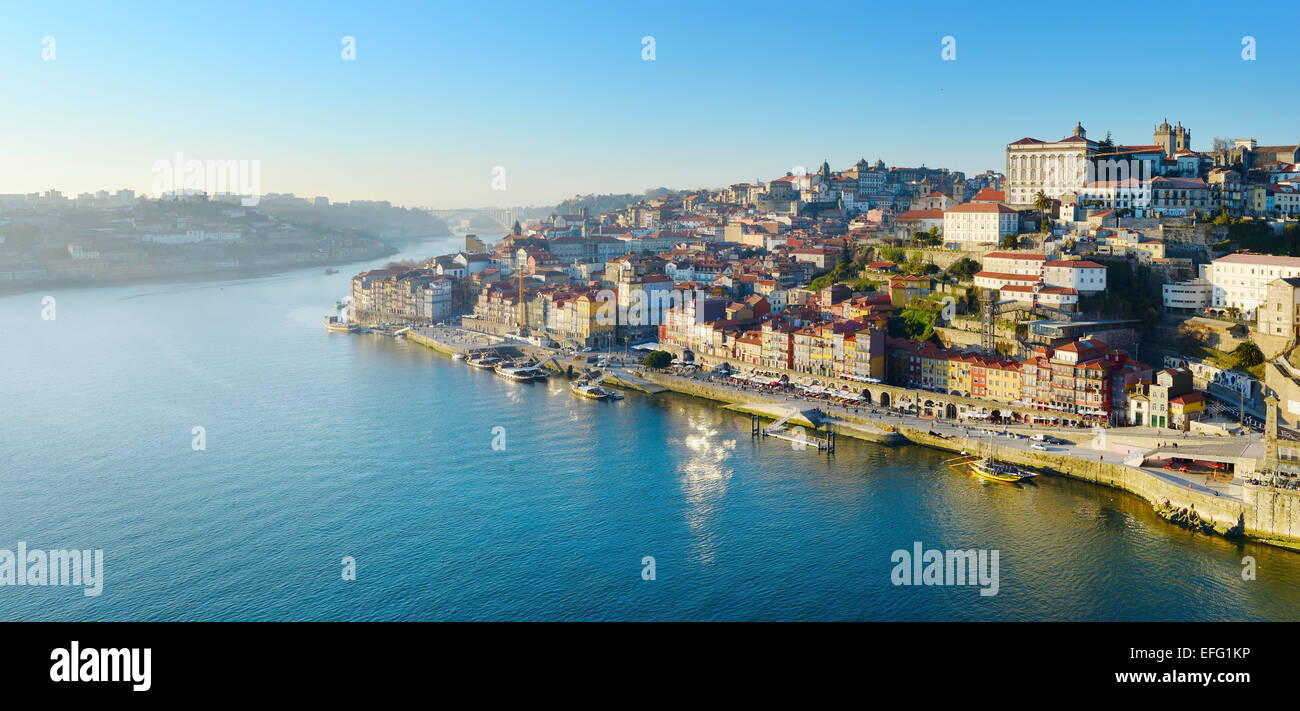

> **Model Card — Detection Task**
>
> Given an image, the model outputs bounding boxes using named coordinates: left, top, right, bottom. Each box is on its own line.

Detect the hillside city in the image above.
left=342, top=120, right=1300, bottom=482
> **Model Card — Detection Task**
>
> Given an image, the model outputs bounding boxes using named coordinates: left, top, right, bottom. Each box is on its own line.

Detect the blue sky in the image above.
left=2, top=0, right=1297, bottom=208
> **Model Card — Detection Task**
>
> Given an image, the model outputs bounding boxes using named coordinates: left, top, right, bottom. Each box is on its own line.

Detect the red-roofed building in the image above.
left=1043, top=259, right=1107, bottom=293
left=943, top=202, right=1020, bottom=249
left=1020, top=338, right=1129, bottom=424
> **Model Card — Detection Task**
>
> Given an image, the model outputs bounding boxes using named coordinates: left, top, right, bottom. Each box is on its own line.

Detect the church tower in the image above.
left=1154, top=118, right=1174, bottom=158
left=1173, top=122, right=1191, bottom=154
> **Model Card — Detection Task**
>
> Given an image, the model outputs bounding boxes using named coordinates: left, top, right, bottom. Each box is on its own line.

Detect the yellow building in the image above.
left=889, top=275, right=932, bottom=306
left=984, top=360, right=1023, bottom=404
left=575, top=293, right=615, bottom=345
left=1169, top=392, right=1206, bottom=430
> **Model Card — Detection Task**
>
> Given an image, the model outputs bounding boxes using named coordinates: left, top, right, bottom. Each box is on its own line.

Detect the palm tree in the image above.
left=1032, top=190, right=1052, bottom=218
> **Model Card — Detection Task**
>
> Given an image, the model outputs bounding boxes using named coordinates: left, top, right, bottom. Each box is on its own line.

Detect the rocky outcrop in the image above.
left=1154, top=498, right=1218, bottom=536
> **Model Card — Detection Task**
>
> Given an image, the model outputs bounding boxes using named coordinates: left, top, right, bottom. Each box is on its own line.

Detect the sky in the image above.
left=2, top=0, right=1297, bottom=209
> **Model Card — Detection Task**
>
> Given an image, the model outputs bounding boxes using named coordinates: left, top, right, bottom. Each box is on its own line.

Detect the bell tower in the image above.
left=1154, top=118, right=1174, bottom=158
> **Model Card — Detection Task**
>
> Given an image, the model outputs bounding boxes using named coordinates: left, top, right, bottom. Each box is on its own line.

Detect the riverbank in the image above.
left=639, top=369, right=1300, bottom=552
left=399, top=324, right=1300, bottom=552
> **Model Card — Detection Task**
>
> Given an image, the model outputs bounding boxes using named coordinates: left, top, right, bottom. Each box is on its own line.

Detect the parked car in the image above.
left=1030, top=443, right=1049, bottom=451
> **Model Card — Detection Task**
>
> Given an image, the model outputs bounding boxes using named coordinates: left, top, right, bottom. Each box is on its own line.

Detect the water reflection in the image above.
left=671, top=409, right=737, bottom=565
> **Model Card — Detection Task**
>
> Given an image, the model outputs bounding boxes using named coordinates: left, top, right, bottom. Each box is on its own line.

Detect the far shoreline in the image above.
left=0, top=234, right=467, bottom=299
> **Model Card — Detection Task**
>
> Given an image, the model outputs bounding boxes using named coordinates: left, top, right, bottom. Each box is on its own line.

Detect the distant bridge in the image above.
left=428, top=208, right=514, bottom=232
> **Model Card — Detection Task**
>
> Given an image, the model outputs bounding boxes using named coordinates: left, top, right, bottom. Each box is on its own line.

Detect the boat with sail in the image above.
left=946, top=434, right=1039, bottom=483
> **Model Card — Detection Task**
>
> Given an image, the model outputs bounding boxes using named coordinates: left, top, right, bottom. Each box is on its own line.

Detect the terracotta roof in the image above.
left=1214, top=253, right=1300, bottom=267
left=896, top=209, right=944, bottom=220
left=1044, top=260, right=1106, bottom=269
left=946, top=203, right=1018, bottom=214
left=984, top=252, right=1046, bottom=261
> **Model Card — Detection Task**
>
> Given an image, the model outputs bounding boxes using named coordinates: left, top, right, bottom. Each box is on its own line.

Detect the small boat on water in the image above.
left=968, top=457, right=1038, bottom=483
left=325, top=268, right=340, bottom=275
left=946, top=435, right=1039, bottom=483
left=466, top=353, right=501, bottom=369
left=324, top=315, right=357, bottom=333
left=494, top=363, right=547, bottom=382
left=452, top=352, right=466, bottom=361
left=571, top=382, right=611, bottom=400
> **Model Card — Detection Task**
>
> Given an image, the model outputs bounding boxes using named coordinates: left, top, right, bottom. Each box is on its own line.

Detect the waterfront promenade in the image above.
left=398, top=323, right=1300, bottom=550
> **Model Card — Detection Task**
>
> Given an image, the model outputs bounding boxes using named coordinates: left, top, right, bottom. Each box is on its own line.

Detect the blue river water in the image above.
left=2, top=235, right=1299, bottom=621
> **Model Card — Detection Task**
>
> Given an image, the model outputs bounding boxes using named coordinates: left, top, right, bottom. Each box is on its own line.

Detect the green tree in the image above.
left=1032, top=190, right=1052, bottom=216
left=881, top=246, right=907, bottom=263
left=999, top=234, right=1019, bottom=249
left=644, top=350, right=672, bottom=369
left=1233, top=342, right=1263, bottom=369
left=946, top=257, right=980, bottom=281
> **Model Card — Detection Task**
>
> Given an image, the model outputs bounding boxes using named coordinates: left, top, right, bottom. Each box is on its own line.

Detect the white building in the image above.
left=942, top=203, right=1020, bottom=250
left=1036, top=286, right=1080, bottom=309
left=453, top=252, right=494, bottom=275
left=973, top=271, right=1040, bottom=292
left=1163, top=278, right=1212, bottom=312
left=1042, top=259, right=1107, bottom=293
left=982, top=252, right=1047, bottom=277
left=1005, top=123, right=1096, bottom=207
left=1204, top=253, right=1300, bottom=318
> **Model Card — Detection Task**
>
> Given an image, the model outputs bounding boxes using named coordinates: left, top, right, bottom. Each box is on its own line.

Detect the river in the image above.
left=2, top=235, right=1298, bottom=621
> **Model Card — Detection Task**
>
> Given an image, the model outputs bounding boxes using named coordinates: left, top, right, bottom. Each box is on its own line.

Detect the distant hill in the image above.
left=258, top=202, right=449, bottom=241
left=549, top=189, right=675, bottom=217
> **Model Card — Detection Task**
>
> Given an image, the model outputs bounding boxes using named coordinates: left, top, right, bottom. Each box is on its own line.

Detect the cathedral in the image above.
left=1154, top=119, right=1191, bottom=158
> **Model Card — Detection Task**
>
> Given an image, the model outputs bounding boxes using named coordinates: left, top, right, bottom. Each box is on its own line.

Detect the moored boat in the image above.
left=494, top=363, right=547, bottom=382
left=452, top=352, right=466, bottom=361
left=466, top=353, right=501, bottom=369
left=571, top=382, right=610, bottom=400
left=968, top=457, right=1037, bottom=483
left=325, top=316, right=357, bottom=333
left=946, top=435, right=1040, bottom=483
